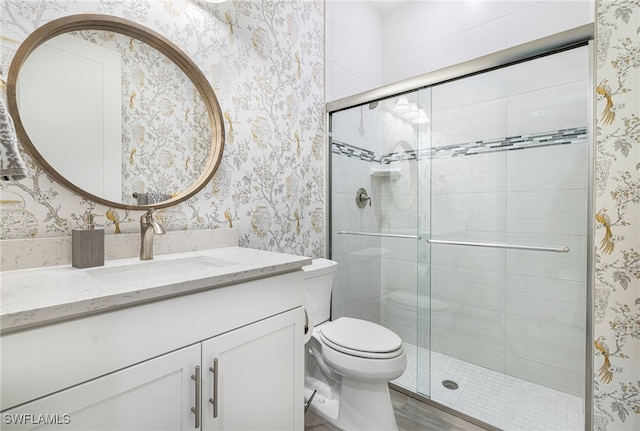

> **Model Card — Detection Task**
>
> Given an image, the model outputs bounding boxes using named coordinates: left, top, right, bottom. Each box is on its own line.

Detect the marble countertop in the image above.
left=0, top=247, right=311, bottom=334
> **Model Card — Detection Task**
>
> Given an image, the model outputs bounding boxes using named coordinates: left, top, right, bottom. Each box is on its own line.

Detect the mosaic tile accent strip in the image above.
left=332, top=127, right=588, bottom=164
left=331, top=140, right=382, bottom=163
left=432, top=127, right=587, bottom=159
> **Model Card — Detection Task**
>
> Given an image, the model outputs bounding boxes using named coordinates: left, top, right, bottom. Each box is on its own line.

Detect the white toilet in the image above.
left=303, top=259, right=407, bottom=431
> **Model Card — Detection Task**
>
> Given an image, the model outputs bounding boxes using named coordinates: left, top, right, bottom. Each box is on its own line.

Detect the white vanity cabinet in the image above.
left=1, top=268, right=306, bottom=431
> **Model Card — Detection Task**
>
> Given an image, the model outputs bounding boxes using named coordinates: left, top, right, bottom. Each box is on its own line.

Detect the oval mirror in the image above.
left=6, top=14, right=224, bottom=210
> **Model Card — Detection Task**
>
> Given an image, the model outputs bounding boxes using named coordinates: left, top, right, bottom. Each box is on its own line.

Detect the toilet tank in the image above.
left=302, top=258, right=337, bottom=324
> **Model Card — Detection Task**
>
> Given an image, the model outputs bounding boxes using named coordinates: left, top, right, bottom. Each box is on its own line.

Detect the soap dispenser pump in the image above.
left=72, top=213, right=105, bottom=268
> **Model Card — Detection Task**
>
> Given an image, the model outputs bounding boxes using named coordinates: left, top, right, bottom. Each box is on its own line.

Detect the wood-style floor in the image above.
left=305, top=388, right=489, bottom=431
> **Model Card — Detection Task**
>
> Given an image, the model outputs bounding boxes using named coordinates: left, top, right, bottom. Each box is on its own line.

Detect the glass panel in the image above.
left=427, top=46, right=588, bottom=430
left=329, top=93, right=425, bottom=394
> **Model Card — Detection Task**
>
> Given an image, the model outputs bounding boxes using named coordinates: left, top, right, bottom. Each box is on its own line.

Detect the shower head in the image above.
left=368, top=101, right=378, bottom=110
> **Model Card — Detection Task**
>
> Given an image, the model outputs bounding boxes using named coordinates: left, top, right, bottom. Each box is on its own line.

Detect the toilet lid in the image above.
left=319, top=317, right=403, bottom=359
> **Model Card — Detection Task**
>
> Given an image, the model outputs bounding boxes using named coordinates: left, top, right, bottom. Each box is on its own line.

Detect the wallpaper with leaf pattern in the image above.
left=0, top=0, right=325, bottom=258
left=593, top=0, right=639, bottom=429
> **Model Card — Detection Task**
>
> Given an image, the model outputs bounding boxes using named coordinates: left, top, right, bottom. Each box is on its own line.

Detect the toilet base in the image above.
left=307, top=377, right=399, bottom=431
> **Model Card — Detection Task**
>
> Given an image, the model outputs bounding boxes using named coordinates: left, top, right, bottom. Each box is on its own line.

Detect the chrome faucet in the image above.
left=140, top=209, right=165, bottom=260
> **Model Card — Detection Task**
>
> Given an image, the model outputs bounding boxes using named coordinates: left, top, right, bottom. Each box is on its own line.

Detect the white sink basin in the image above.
left=86, top=256, right=239, bottom=284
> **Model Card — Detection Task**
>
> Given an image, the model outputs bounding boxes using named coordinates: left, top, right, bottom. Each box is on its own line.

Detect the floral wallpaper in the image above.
left=593, top=0, right=640, bottom=430
left=0, top=0, right=325, bottom=257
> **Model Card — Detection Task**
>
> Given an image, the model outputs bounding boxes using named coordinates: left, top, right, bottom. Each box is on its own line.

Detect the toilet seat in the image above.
left=319, top=317, right=404, bottom=359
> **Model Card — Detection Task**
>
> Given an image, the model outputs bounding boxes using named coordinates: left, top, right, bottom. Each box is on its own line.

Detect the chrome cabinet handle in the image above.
left=191, top=365, right=201, bottom=429
left=209, top=358, right=219, bottom=418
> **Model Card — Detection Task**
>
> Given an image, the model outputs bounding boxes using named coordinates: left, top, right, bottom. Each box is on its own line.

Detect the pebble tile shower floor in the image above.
left=393, top=343, right=584, bottom=431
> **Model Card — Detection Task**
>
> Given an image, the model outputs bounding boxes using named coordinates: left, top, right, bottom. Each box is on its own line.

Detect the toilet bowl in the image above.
left=303, top=259, right=407, bottom=431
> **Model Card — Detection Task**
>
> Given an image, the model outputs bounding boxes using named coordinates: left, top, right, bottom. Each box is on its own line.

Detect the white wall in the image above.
left=326, top=0, right=594, bottom=102
left=382, top=0, right=593, bottom=85
left=326, top=1, right=385, bottom=101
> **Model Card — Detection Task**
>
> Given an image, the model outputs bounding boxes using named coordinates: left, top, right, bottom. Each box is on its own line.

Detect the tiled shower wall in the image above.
left=326, top=0, right=593, bottom=102
left=381, top=1, right=594, bottom=88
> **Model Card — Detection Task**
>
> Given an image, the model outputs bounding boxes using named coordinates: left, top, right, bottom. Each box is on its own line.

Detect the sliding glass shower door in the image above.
left=330, top=91, right=429, bottom=396
left=419, top=45, right=589, bottom=429
left=329, top=44, right=589, bottom=431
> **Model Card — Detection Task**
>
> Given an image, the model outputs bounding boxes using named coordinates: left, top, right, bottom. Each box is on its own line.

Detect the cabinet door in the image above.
left=2, top=344, right=200, bottom=431
left=201, top=307, right=304, bottom=431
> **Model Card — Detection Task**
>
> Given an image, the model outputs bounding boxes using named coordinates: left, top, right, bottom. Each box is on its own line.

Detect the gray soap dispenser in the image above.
left=72, top=213, right=105, bottom=268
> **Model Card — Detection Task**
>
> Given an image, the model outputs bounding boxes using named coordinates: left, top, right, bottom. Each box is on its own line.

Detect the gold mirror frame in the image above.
left=6, top=14, right=225, bottom=210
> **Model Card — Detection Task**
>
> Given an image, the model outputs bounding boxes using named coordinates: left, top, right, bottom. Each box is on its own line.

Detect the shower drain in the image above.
left=442, top=380, right=459, bottom=390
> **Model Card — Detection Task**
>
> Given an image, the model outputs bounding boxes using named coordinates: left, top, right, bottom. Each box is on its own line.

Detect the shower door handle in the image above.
left=338, top=230, right=419, bottom=239
left=426, top=238, right=569, bottom=253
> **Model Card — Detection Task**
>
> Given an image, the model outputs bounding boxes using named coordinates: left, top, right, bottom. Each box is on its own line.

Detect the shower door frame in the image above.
left=326, top=23, right=595, bottom=431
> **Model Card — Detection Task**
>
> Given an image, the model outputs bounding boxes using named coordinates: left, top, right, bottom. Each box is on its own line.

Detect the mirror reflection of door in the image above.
left=17, top=34, right=122, bottom=202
